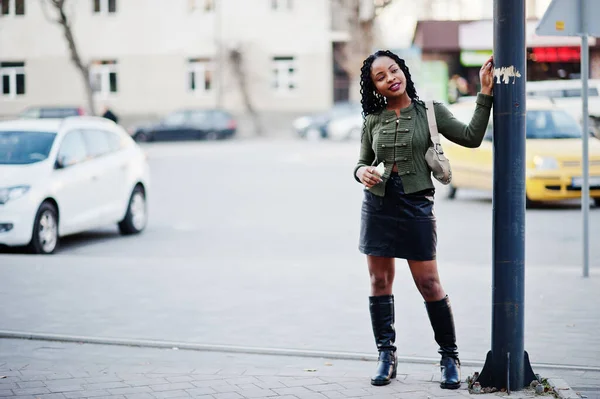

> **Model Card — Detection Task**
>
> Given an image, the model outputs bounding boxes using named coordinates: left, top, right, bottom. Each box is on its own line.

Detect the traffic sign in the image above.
left=536, top=0, right=600, bottom=37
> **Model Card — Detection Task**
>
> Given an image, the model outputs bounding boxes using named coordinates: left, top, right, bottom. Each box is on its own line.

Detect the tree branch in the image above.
left=333, top=0, right=392, bottom=80
left=228, top=47, right=262, bottom=136
left=39, top=0, right=60, bottom=23
left=43, top=0, right=96, bottom=115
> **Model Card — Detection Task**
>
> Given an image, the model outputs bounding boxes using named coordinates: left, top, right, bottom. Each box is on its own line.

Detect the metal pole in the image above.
left=491, top=0, right=526, bottom=386
left=580, top=0, right=590, bottom=278
left=478, top=0, right=536, bottom=390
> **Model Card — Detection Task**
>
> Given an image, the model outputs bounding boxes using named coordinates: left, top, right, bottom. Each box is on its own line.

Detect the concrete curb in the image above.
left=548, top=378, right=582, bottom=399
left=1, top=330, right=599, bottom=374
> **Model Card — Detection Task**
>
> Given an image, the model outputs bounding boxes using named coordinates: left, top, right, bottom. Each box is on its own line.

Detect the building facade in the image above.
left=458, top=19, right=600, bottom=82
left=0, top=0, right=337, bottom=119
left=412, top=18, right=600, bottom=98
left=378, top=0, right=552, bottom=49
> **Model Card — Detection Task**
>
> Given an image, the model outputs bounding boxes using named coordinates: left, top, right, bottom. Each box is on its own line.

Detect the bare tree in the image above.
left=228, top=47, right=262, bottom=136
left=42, top=0, right=96, bottom=115
left=333, top=0, right=394, bottom=100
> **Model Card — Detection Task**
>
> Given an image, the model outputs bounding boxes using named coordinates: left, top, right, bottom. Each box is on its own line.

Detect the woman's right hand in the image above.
left=480, top=55, right=494, bottom=95
left=357, top=166, right=383, bottom=188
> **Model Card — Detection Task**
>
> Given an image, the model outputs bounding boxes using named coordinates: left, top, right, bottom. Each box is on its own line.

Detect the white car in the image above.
left=526, top=79, right=600, bottom=136
left=326, top=112, right=363, bottom=141
left=0, top=117, right=150, bottom=254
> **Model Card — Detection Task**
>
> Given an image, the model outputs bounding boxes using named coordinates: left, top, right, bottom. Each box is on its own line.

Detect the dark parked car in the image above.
left=18, top=106, right=87, bottom=119
left=132, top=109, right=237, bottom=142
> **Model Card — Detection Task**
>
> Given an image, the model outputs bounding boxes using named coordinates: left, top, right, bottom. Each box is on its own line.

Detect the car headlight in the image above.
left=533, top=156, right=558, bottom=170
left=0, top=186, right=30, bottom=204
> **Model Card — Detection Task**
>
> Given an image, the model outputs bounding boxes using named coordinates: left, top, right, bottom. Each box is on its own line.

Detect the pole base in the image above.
left=476, top=350, right=537, bottom=390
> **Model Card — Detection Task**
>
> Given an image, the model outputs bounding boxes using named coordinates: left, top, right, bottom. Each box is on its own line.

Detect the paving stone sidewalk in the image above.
left=1, top=339, right=599, bottom=399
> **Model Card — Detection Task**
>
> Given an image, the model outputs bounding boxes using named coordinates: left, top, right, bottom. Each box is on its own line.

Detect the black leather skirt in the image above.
left=359, top=173, right=437, bottom=260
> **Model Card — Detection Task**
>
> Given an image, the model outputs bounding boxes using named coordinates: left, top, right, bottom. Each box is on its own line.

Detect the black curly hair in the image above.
left=360, top=50, right=423, bottom=116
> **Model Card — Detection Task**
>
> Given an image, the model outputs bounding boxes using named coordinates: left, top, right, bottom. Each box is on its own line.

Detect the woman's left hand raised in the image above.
left=480, top=55, right=494, bottom=95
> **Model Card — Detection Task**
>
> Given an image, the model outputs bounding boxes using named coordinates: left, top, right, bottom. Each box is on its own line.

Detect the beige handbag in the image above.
left=424, top=100, right=452, bottom=185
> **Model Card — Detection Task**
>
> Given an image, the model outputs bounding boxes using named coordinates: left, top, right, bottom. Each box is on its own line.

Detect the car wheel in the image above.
left=525, top=195, right=536, bottom=209
left=118, top=186, right=147, bottom=235
left=594, top=198, right=600, bottom=207
left=447, top=184, right=457, bottom=199
left=306, top=128, right=322, bottom=141
left=135, top=132, right=151, bottom=142
left=28, top=202, right=59, bottom=255
left=205, top=131, right=218, bottom=140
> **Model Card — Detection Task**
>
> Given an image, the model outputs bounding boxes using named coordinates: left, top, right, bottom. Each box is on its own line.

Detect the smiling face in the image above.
left=370, top=56, right=408, bottom=100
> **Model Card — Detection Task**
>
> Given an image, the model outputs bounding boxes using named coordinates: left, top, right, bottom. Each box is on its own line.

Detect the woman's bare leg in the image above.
left=368, top=255, right=395, bottom=296
left=407, top=259, right=461, bottom=390
left=406, top=259, right=445, bottom=302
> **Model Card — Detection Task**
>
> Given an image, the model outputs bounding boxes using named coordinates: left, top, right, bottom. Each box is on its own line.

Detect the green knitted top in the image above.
left=354, top=93, right=493, bottom=196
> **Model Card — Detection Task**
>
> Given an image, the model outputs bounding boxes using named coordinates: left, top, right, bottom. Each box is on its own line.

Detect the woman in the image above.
left=354, top=50, right=494, bottom=389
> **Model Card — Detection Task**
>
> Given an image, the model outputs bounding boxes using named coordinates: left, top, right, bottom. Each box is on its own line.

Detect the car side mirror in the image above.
left=54, top=156, right=66, bottom=169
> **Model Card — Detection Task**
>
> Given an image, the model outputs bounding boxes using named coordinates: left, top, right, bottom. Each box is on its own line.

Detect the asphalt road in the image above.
left=1, top=139, right=599, bottom=375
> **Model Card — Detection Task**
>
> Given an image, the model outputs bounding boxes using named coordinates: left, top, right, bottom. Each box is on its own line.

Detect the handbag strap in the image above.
left=425, top=100, right=441, bottom=145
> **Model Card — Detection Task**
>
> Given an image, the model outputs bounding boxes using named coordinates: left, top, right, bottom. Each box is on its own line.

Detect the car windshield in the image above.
left=526, top=110, right=582, bottom=139
left=449, top=107, right=582, bottom=140
left=162, top=112, right=187, bottom=126
left=0, top=130, right=57, bottom=165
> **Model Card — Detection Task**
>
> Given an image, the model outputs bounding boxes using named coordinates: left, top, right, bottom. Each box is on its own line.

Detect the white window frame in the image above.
left=271, top=0, right=292, bottom=10
left=1, top=64, right=25, bottom=99
left=90, top=61, right=118, bottom=98
left=1, top=0, right=25, bottom=16
left=93, top=0, right=116, bottom=14
left=188, top=59, right=214, bottom=95
left=272, top=56, right=296, bottom=94
left=189, top=0, right=215, bottom=12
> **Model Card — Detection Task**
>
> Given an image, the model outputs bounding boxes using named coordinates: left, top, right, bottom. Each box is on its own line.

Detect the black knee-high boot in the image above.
left=369, top=295, right=397, bottom=386
left=425, top=295, right=461, bottom=389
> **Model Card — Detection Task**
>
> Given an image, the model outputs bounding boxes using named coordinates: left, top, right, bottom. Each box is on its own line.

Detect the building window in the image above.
left=93, top=0, right=116, bottom=14
left=188, top=58, right=214, bottom=93
left=272, top=56, right=296, bottom=93
left=90, top=60, right=117, bottom=97
left=1, top=62, right=25, bottom=98
left=189, top=0, right=214, bottom=12
left=1, top=0, right=25, bottom=16
left=271, top=0, right=292, bottom=10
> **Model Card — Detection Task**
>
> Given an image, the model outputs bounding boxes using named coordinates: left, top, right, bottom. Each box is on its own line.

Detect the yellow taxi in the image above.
left=441, top=98, right=600, bottom=206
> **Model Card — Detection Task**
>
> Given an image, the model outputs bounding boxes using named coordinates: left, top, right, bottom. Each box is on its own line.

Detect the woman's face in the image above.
left=370, top=56, right=407, bottom=99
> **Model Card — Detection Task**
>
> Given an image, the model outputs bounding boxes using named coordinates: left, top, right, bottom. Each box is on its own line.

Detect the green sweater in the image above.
left=354, top=93, right=493, bottom=196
